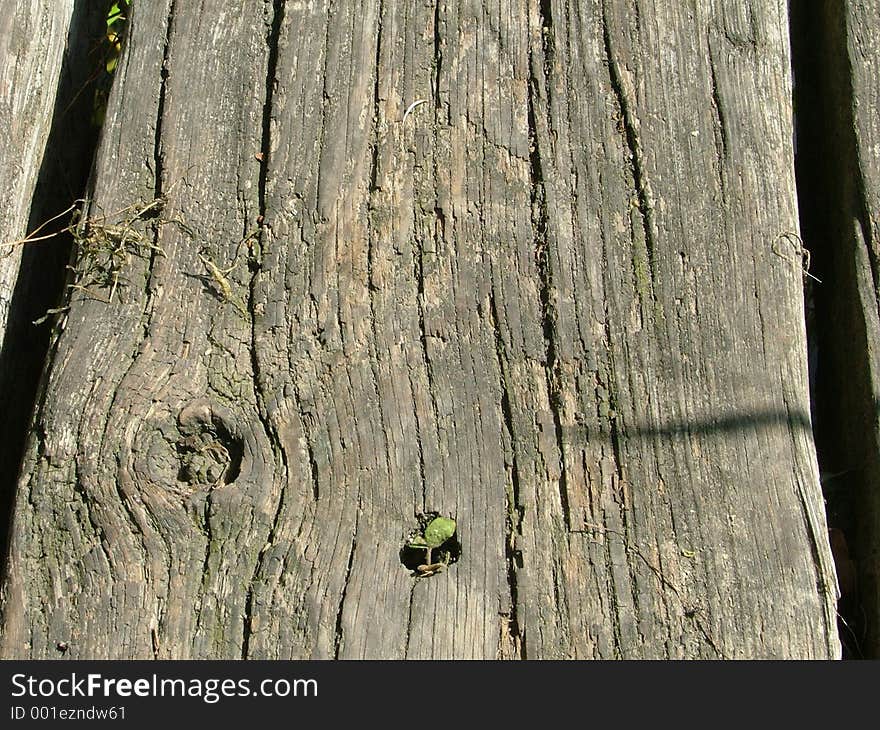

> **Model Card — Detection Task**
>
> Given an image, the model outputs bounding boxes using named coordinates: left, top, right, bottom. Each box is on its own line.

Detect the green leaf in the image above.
left=107, top=3, right=124, bottom=28
left=423, top=517, right=456, bottom=548
left=406, top=535, right=429, bottom=549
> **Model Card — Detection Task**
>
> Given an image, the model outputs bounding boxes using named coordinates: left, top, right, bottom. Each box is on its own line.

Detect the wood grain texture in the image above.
left=0, top=0, right=73, bottom=350
left=0, top=0, right=840, bottom=659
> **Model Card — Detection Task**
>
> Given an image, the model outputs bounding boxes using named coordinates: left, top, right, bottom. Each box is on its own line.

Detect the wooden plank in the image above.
left=843, top=0, right=880, bottom=658
left=0, top=0, right=270, bottom=659
left=0, top=0, right=106, bottom=600
left=793, top=0, right=880, bottom=657
left=0, top=0, right=73, bottom=350
left=0, top=0, right=840, bottom=658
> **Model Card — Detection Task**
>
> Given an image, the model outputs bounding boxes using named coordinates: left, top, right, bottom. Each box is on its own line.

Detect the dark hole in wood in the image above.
left=399, top=512, right=462, bottom=576
left=175, top=414, right=243, bottom=487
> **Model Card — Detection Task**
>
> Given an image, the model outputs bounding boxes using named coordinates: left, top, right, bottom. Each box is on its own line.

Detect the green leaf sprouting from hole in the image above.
left=423, top=517, right=456, bottom=548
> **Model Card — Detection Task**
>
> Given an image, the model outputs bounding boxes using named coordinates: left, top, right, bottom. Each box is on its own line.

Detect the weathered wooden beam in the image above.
left=0, top=0, right=73, bottom=351
left=793, top=0, right=880, bottom=658
left=0, top=0, right=840, bottom=659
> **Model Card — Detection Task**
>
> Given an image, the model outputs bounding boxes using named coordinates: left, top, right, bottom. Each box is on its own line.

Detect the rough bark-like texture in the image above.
left=0, top=0, right=72, bottom=351
left=0, top=0, right=840, bottom=659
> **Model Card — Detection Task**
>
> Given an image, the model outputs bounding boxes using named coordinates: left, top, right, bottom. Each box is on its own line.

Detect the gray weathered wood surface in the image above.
left=0, top=0, right=840, bottom=658
left=0, top=0, right=73, bottom=351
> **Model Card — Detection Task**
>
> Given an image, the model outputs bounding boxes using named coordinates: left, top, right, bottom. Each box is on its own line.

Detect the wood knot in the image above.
left=175, top=399, right=243, bottom=487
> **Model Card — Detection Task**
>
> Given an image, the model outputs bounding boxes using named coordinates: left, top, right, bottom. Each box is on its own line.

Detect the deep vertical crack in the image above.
left=154, top=0, right=177, bottom=199
left=403, top=581, right=416, bottom=657
left=596, top=199, right=626, bottom=484
left=488, top=291, right=526, bottom=658
left=707, top=47, right=729, bottom=163
left=538, top=0, right=555, bottom=111
left=706, top=40, right=729, bottom=203
left=242, top=0, right=286, bottom=660
left=432, top=0, right=443, bottom=109
left=368, top=0, right=383, bottom=197
left=601, top=0, right=658, bottom=287
left=333, top=537, right=357, bottom=658
left=527, top=33, right=570, bottom=531
left=256, top=0, right=283, bottom=219
left=139, top=0, right=176, bottom=343
left=414, top=240, right=431, bottom=513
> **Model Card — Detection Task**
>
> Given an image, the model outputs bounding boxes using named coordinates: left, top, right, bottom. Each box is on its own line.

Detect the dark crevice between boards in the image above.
left=0, top=1, right=119, bottom=583
left=790, top=0, right=880, bottom=659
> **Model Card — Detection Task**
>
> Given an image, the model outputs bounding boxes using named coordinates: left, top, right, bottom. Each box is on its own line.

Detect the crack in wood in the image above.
left=198, top=486, right=215, bottom=599
left=333, top=537, right=357, bottom=659
left=527, top=24, right=571, bottom=531
left=241, top=0, right=287, bottom=660
left=414, top=247, right=432, bottom=513
left=706, top=38, right=728, bottom=203
left=403, top=580, right=416, bottom=658
left=432, top=0, right=443, bottom=111
left=488, top=290, right=526, bottom=658
left=153, top=0, right=176, bottom=200
left=595, top=193, right=626, bottom=490
left=601, top=0, right=658, bottom=291
left=707, top=41, right=729, bottom=163
left=538, top=0, right=555, bottom=112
